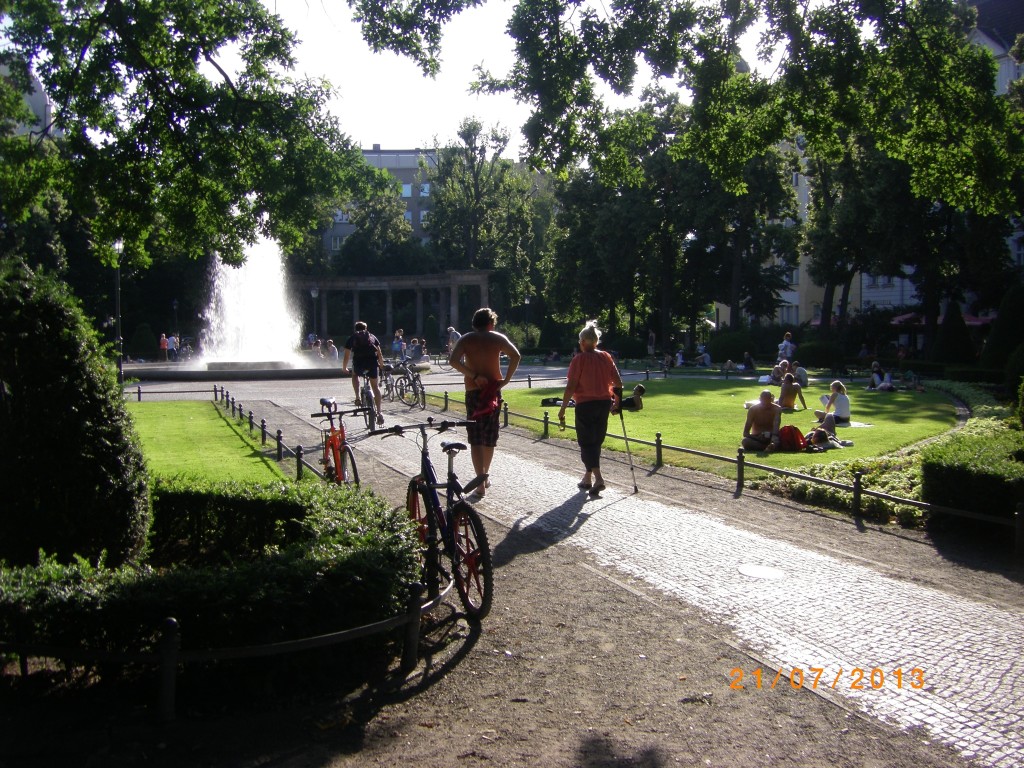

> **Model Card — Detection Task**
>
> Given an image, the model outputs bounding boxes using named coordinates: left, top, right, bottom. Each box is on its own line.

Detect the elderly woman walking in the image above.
left=558, top=321, right=623, bottom=498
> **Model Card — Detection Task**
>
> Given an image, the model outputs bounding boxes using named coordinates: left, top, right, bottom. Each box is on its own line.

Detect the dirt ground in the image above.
left=3, top=413, right=1016, bottom=768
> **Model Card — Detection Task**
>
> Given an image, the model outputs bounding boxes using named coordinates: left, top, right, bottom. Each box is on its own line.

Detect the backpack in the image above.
left=352, top=330, right=376, bottom=357
left=778, top=424, right=807, bottom=452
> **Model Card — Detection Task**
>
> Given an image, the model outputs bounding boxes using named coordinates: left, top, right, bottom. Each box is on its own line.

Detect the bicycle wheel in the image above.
left=382, top=372, right=396, bottom=402
left=414, top=375, right=426, bottom=410
left=361, top=387, right=374, bottom=429
left=450, top=501, right=493, bottom=620
left=398, top=375, right=418, bottom=407
left=436, top=356, right=452, bottom=372
left=338, top=444, right=359, bottom=485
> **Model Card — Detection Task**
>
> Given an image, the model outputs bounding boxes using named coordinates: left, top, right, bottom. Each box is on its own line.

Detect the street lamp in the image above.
left=310, top=287, right=320, bottom=340
left=114, top=240, right=124, bottom=384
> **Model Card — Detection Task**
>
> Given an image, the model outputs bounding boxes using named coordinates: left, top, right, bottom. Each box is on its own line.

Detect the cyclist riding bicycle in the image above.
left=342, top=321, right=386, bottom=425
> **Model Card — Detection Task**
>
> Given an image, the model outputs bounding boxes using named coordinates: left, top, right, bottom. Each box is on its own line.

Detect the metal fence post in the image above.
left=645, top=368, right=650, bottom=381
left=1015, top=503, right=1023, bottom=561
left=158, top=617, right=180, bottom=723
left=503, top=400, right=509, bottom=428
left=230, top=396, right=236, bottom=417
left=543, top=411, right=549, bottom=439
left=853, top=471, right=863, bottom=515
left=401, top=583, right=424, bottom=674
left=260, top=418, right=267, bottom=445
left=222, top=390, right=229, bottom=408
left=136, top=385, right=143, bottom=401
left=296, top=445, right=304, bottom=480
left=248, top=411, right=254, bottom=433
left=276, top=430, right=284, bottom=461
left=527, top=375, right=532, bottom=389
left=655, top=432, right=663, bottom=467
left=735, top=448, right=745, bottom=496
left=213, top=385, right=219, bottom=401
left=443, top=391, right=449, bottom=411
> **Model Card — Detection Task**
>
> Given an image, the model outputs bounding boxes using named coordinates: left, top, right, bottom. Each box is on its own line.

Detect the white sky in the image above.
left=271, top=0, right=537, bottom=157
left=269, top=1, right=770, bottom=159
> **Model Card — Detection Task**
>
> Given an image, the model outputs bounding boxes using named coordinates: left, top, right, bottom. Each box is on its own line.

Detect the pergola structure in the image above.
left=295, top=270, right=492, bottom=341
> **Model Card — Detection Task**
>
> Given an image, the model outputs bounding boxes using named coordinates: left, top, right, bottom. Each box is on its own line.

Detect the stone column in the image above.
left=415, top=288, right=424, bottom=338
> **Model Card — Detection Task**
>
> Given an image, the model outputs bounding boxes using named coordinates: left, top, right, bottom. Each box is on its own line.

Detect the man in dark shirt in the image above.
left=342, top=321, right=386, bottom=424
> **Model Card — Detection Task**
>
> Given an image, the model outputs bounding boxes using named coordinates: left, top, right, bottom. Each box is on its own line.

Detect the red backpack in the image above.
left=778, top=424, right=807, bottom=452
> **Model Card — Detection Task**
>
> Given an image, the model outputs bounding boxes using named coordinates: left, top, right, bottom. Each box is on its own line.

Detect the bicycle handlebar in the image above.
left=368, top=417, right=474, bottom=439
left=310, top=407, right=371, bottom=419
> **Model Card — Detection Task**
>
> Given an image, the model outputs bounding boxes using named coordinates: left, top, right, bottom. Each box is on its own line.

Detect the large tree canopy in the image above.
left=1, top=0, right=370, bottom=267
left=351, top=0, right=1024, bottom=215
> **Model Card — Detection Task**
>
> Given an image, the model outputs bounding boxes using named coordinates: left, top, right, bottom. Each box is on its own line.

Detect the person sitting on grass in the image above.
left=778, top=372, right=808, bottom=411
left=813, top=380, right=851, bottom=424
left=791, top=359, right=808, bottom=388
left=742, top=389, right=782, bottom=453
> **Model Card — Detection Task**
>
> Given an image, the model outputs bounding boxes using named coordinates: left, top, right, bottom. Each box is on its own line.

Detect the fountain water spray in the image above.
left=200, top=236, right=305, bottom=367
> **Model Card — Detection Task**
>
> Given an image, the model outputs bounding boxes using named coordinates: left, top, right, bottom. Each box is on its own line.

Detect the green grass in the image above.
left=126, top=401, right=287, bottom=482
left=498, top=377, right=958, bottom=476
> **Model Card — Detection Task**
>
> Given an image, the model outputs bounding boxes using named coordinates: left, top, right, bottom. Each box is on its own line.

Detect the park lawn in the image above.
left=126, top=400, right=287, bottom=482
left=500, top=377, right=958, bottom=476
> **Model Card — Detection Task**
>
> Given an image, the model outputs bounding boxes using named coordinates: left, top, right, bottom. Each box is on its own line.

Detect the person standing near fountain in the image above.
left=342, top=321, right=386, bottom=424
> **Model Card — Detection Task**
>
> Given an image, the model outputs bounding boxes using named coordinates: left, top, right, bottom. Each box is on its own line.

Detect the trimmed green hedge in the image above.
left=920, top=430, right=1024, bottom=521
left=0, top=480, right=420, bottom=696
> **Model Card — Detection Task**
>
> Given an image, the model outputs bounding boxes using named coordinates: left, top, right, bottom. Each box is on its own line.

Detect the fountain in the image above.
left=199, top=235, right=306, bottom=371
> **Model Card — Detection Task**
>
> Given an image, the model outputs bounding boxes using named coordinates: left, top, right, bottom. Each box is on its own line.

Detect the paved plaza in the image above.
left=131, top=368, right=1024, bottom=768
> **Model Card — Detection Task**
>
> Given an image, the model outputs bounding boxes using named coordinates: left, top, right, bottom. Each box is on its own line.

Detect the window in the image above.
left=419, top=210, right=430, bottom=226
left=867, top=274, right=878, bottom=287
left=401, top=183, right=413, bottom=198
left=333, top=210, right=350, bottom=224
left=778, top=304, right=799, bottom=325
left=330, top=235, right=344, bottom=252
left=403, top=211, right=413, bottom=223
left=419, top=182, right=430, bottom=197
left=786, top=266, right=799, bottom=286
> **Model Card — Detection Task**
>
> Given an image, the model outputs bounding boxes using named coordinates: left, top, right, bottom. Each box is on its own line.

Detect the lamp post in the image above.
left=114, top=240, right=124, bottom=384
left=310, top=287, right=320, bottom=340
left=524, top=295, right=531, bottom=347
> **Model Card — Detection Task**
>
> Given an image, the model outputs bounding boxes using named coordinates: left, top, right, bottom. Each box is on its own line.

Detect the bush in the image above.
left=930, top=301, right=977, bottom=364
left=980, top=283, right=1024, bottom=369
left=944, top=367, right=1004, bottom=384
left=707, top=331, right=752, bottom=366
left=0, top=256, right=150, bottom=567
left=789, top=340, right=844, bottom=369
left=0, top=480, right=420, bottom=701
left=1005, top=341, right=1024, bottom=398
left=920, top=430, right=1024, bottom=521
left=127, top=321, right=158, bottom=361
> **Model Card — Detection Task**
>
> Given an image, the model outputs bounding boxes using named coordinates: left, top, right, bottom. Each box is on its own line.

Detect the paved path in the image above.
left=131, top=372, right=1024, bottom=768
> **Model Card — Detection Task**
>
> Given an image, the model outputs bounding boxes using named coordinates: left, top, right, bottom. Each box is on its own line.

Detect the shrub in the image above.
left=0, top=256, right=150, bottom=567
left=790, top=340, right=844, bottom=369
left=0, top=480, right=420, bottom=702
left=1005, top=342, right=1024, bottom=399
left=980, top=284, right=1024, bottom=369
left=920, top=429, right=1024, bottom=521
left=930, top=301, right=976, bottom=364
left=127, top=321, right=158, bottom=361
left=707, top=331, right=752, bottom=366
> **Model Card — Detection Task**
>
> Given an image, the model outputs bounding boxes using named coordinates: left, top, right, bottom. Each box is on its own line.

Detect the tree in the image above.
left=423, top=118, right=536, bottom=311
left=1, top=1, right=371, bottom=267
left=352, top=0, right=1024, bottom=216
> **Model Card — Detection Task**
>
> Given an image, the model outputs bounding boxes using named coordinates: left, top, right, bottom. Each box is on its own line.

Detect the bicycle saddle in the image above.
left=441, top=441, right=468, bottom=453
left=319, top=397, right=336, bottom=409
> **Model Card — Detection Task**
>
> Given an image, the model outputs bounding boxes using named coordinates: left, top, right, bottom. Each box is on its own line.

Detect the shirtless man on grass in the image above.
left=742, top=389, right=782, bottom=452
left=448, top=307, right=522, bottom=497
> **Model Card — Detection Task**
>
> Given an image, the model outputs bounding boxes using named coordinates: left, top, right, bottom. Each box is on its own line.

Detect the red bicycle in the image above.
left=311, top=397, right=368, bottom=484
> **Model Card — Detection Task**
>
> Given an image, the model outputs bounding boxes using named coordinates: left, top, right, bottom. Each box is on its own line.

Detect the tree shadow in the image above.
left=576, top=733, right=667, bottom=767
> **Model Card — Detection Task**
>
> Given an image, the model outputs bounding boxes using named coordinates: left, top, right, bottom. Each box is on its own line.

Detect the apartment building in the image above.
left=321, top=144, right=436, bottom=255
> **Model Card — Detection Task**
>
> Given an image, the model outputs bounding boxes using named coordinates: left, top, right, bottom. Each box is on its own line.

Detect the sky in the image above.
left=270, top=1, right=538, bottom=157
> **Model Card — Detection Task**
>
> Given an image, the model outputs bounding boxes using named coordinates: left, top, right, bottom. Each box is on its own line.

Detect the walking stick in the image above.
left=619, top=407, right=639, bottom=494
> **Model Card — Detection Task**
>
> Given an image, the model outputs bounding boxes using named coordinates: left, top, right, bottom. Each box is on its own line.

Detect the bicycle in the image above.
left=311, top=398, right=366, bottom=485
left=393, top=359, right=426, bottom=409
left=357, top=369, right=385, bottom=429
left=435, top=350, right=453, bottom=372
left=370, top=418, right=493, bottom=619
left=380, top=360, right=398, bottom=403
